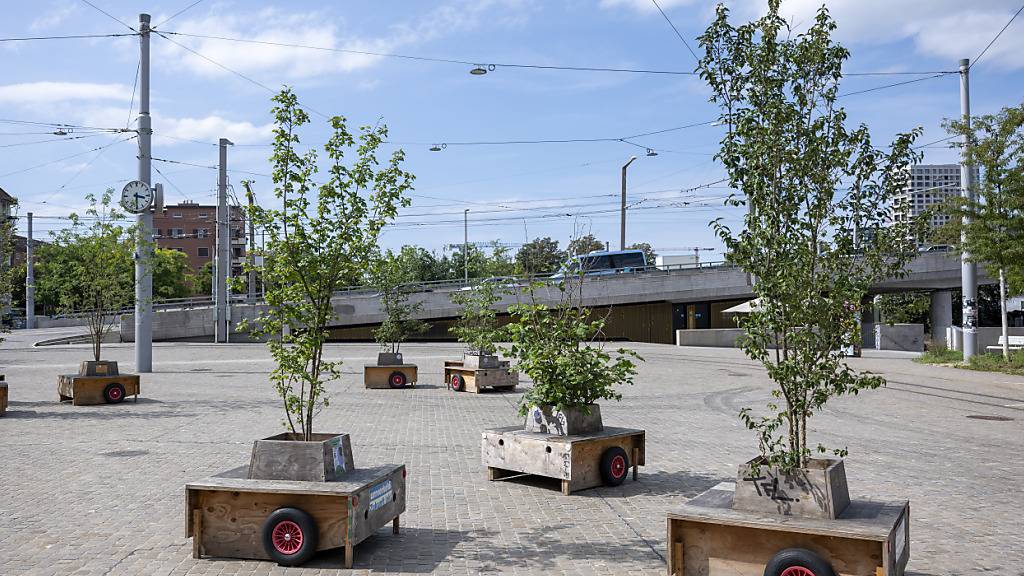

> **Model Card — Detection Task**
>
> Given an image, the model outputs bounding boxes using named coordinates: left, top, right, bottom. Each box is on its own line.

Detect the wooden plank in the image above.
left=346, top=466, right=406, bottom=546
left=363, top=364, right=418, bottom=389
left=674, top=520, right=883, bottom=576
left=188, top=465, right=404, bottom=496
left=193, top=488, right=348, bottom=560
left=567, top=430, right=645, bottom=493
left=0, top=382, right=7, bottom=416
left=668, top=486, right=907, bottom=542
left=192, top=508, right=202, bottom=559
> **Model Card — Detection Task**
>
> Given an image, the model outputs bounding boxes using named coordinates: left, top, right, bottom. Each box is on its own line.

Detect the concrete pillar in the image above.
left=930, top=290, right=953, bottom=348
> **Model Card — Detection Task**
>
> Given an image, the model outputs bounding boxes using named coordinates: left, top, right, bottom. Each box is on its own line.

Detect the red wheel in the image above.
left=271, top=520, right=303, bottom=555
left=599, top=446, right=630, bottom=486
left=451, top=373, right=465, bottom=392
left=261, top=507, right=318, bottom=566
left=764, top=549, right=835, bottom=576
left=103, top=383, right=125, bottom=404
left=388, top=371, right=408, bottom=389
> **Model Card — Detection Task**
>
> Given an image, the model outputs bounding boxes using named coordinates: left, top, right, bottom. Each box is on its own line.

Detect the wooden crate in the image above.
left=186, top=464, right=406, bottom=568
left=482, top=426, right=646, bottom=495
left=667, top=483, right=909, bottom=576
left=363, top=364, right=418, bottom=389
left=58, top=374, right=140, bottom=405
left=444, top=360, right=518, bottom=393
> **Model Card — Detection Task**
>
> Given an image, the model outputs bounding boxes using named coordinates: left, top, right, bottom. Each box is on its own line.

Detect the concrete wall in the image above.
left=34, top=316, right=107, bottom=329
left=874, top=323, right=925, bottom=352
left=675, top=328, right=746, bottom=348
left=944, top=326, right=1024, bottom=352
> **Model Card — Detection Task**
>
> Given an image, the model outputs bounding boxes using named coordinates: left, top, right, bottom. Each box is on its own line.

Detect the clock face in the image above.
left=120, top=181, right=153, bottom=213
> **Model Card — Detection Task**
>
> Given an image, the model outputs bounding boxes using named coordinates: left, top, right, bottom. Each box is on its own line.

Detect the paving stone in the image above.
left=0, top=328, right=1022, bottom=574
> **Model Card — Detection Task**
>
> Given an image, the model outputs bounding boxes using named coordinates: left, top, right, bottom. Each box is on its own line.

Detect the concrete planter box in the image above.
left=463, top=353, right=500, bottom=369
left=734, top=456, right=850, bottom=519
left=377, top=352, right=404, bottom=366
left=80, top=360, right=119, bottom=376
left=248, top=433, right=355, bottom=482
left=524, top=404, right=603, bottom=436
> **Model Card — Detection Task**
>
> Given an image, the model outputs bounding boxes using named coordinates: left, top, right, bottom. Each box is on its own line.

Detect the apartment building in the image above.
left=153, top=201, right=246, bottom=277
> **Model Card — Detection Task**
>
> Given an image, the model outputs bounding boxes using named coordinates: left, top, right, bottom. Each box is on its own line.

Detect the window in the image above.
left=198, top=212, right=208, bottom=219
left=198, top=247, right=210, bottom=257
left=232, top=246, right=244, bottom=258
left=192, top=229, right=199, bottom=236
left=172, top=212, right=182, bottom=219
left=171, top=228, right=184, bottom=237
left=155, top=228, right=162, bottom=236
left=197, top=228, right=209, bottom=238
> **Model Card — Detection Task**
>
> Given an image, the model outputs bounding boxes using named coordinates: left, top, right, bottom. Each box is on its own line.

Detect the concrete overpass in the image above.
left=120, top=251, right=983, bottom=344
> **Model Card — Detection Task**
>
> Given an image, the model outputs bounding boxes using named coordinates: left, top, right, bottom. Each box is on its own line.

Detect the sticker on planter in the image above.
left=369, top=480, right=393, bottom=512
left=332, top=441, right=346, bottom=475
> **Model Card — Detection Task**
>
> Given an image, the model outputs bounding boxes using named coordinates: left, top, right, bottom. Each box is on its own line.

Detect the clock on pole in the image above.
left=120, top=180, right=154, bottom=213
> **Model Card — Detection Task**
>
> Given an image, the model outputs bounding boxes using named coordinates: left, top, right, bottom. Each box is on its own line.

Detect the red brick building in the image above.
left=153, top=201, right=246, bottom=277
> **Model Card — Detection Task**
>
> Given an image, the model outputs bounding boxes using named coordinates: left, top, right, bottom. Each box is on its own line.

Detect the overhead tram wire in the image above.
left=0, top=134, right=136, bottom=178
left=39, top=134, right=137, bottom=205
left=972, top=2, right=1024, bottom=68
left=837, top=73, right=954, bottom=98
left=650, top=0, right=700, bottom=62
left=151, top=0, right=208, bottom=29
left=0, top=32, right=136, bottom=42
left=79, top=0, right=136, bottom=32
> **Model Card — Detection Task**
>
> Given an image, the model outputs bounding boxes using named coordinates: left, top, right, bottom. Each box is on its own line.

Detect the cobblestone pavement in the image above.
left=1, top=328, right=1022, bottom=575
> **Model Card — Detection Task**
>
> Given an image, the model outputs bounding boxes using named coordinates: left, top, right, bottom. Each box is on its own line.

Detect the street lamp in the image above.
left=621, top=155, right=637, bottom=250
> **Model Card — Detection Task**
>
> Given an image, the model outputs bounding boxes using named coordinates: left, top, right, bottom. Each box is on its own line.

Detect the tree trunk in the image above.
left=1000, top=268, right=1009, bottom=361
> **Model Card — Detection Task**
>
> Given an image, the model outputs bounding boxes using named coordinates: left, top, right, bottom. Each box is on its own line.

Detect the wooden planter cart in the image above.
left=444, top=354, right=517, bottom=393
left=666, top=482, right=910, bottom=576
left=0, top=375, right=7, bottom=416
left=364, top=352, right=417, bottom=389
left=186, top=433, right=407, bottom=568
left=58, top=361, right=139, bottom=406
left=482, top=405, right=645, bottom=495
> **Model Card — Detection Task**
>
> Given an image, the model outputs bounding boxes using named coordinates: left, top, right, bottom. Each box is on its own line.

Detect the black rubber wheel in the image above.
left=763, top=548, right=836, bottom=576
left=103, top=383, right=126, bottom=404
left=450, top=373, right=465, bottom=392
left=262, top=507, right=319, bottom=566
left=599, top=446, right=630, bottom=486
left=388, top=371, right=408, bottom=389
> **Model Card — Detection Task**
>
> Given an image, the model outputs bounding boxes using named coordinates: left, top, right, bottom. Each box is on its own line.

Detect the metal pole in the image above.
left=134, top=13, right=153, bottom=372
left=463, top=209, right=469, bottom=282
left=620, top=156, right=636, bottom=250
left=216, top=138, right=233, bottom=342
left=25, top=212, right=34, bottom=329
left=959, top=58, right=978, bottom=360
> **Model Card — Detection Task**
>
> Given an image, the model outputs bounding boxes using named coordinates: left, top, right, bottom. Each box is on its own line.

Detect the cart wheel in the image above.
left=451, top=373, right=465, bottom=392
left=262, top=507, right=318, bottom=566
left=388, top=371, right=408, bottom=389
left=763, top=548, right=836, bottom=576
left=599, top=446, right=630, bottom=486
left=103, top=383, right=126, bottom=404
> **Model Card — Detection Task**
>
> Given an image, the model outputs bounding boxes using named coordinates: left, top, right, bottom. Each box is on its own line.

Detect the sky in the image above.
left=2, top=0, right=1022, bottom=261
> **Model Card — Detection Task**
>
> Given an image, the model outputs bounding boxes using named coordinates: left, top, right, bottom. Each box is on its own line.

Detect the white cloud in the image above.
left=0, top=82, right=132, bottom=105
left=30, top=2, right=80, bottom=31
left=599, top=0, right=697, bottom=12
left=159, top=115, right=274, bottom=145
left=155, top=1, right=535, bottom=80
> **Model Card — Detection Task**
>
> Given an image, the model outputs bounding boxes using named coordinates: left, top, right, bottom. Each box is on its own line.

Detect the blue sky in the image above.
left=2, top=0, right=1022, bottom=260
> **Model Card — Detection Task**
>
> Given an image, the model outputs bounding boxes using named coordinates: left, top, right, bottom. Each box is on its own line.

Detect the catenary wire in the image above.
left=0, top=32, right=135, bottom=42
left=972, top=2, right=1024, bottom=68
left=79, top=0, right=136, bottom=32
left=650, top=0, right=700, bottom=62
left=152, top=0, right=208, bottom=29
left=0, top=134, right=135, bottom=178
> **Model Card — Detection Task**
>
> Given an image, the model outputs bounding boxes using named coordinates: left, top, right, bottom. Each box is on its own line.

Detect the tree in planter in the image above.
left=937, top=102, right=1024, bottom=359
left=371, top=253, right=430, bottom=355
left=503, top=272, right=641, bottom=416
left=449, top=278, right=505, bottom=356
left=42, top=191, right=136, bottom=361
left=698, top=1, right=923, bottom=472
left=241, top=88, right=413, bottom=439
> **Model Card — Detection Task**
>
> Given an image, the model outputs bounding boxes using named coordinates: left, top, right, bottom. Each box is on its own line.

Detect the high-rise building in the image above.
left=153, top=201, right=246, bottom=278
left=894, top=164, right=976, bottom=231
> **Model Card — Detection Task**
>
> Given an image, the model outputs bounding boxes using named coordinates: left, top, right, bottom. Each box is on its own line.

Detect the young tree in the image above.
left=449, top=278, right=505, bottom=356
left=939, top=102, right=1024, bottom=359
left=152, top=248, right=196, bottom=300
left=504, top=273, right=641, bottom=415
left=371, top=253, right=430, bottom=354
left=516, top=237, right=565, bottom=274
left=0, top=215, right=13, bottom=335
left=566, top=233, right=605, bottom=256
left=42, top=191, right=136, bottom=361
left=242, top=88, right=413, bottom=439
left=698, top=1, right=923, bottom=471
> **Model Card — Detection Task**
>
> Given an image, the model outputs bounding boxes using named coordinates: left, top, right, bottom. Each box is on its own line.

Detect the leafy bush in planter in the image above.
left=697, top=1, right=923, bottom=471
left=239, top=89, right=413, bottom=439
left=503, top=276, right=641, bottom=416
left=449, top=278, right=506, bottom=356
